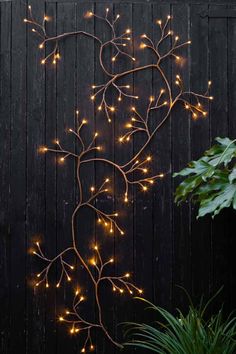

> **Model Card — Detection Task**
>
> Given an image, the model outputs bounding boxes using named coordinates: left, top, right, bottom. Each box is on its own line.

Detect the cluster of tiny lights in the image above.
left=25, top=6, right=213, bottom=351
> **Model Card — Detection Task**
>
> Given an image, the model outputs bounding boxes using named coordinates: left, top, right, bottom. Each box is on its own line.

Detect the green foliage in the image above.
left=123, top=294, right=236, bottom=354
left=173, top=137, right=236, bottom=218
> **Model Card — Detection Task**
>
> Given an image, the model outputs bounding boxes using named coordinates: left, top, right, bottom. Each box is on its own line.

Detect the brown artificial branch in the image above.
left=26, top=6, right=212, bottom=352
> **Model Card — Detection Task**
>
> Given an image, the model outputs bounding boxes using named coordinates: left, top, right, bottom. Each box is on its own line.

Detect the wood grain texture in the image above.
left=0, top=1, right=236, bottom=353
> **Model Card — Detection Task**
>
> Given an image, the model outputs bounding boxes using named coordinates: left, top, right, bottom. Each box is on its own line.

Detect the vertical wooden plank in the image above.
left=44, top=3, right=57, bottom=353
left=228, top=4, right=236, bottom=313
left=113, top=2, right=134, bottom=349
left=76, top=2, right=96, bottom=352
left=133, top=1, right=153, bottom=308
left=0, top=2, right=11, bottom=353
left=26, top=0, right=46, bottom=352
left=152, top=3, right=172, bottom=312
left=94, top=3, right=115, bottom=353
left=56, top=3, right=77, bottom=353
left=209, top=4, right=229, bottom=311
left=190, top=4, right=212, bottom=301
left=172, top=3, right=191, bottom=311
left=9, top=1, right=27, bottom=352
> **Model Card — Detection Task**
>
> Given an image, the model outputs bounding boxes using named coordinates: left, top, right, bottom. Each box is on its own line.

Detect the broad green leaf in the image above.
left=174, top=137, right=236, bottom=218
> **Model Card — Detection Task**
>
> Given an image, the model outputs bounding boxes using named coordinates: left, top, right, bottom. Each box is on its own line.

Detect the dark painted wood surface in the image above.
left=1, top=1, right=236, bottom=353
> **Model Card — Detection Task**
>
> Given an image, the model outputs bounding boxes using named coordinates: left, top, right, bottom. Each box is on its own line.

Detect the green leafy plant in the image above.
left=174, top=137, right=236, bottom=218
left=123, top=292, right=236, bottom=354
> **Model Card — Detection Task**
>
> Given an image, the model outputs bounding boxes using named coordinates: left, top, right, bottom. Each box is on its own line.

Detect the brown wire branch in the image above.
left=26, top=5, right=213, bottom=351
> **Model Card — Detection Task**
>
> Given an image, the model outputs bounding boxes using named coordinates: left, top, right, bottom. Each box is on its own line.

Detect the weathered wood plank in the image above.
left=9, top=1, right=27, bottom=352
left=56, top=3, right=77, bottom=353
left=152, top=3, right=172, bottom=312
left=209, top=4, right=229, bottom=311
left=190, top=4, right=212, bottom=301
left=26, top=0, right=46, bottom=352
left=113, top=3, right=134, bottom=350
left=44, top=3, right=58, bottom=353
left=0, top=3, right=11, bottom=353
left=171, top=3, right=191, bottom=311
left=94, top=3, right=115, bottom=353
left=133, top=1, right=153, bottom=314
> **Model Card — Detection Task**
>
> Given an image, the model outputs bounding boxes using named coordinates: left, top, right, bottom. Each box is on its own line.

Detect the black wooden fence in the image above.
left=1, top=0, right=236, bottom=353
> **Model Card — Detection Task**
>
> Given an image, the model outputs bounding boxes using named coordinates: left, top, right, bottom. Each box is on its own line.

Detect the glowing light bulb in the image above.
left=46, top=283, right=49, bottom=288
left=59, top=317, right=64, bottom=321
left=80, top=296, right=84, bottom=301
left=110, top=106, right=115, bottom=112
left=131, top=106, right=136, bottom=111
left=56, top=283, right=60, bottom=288
left=149, top=96, right=155, bottom=102
left=116, top=14, right=120, bottom=19
left=44, top=16, right=49, bottom=21
left=143, top=186, right=148, bottom=191
left=67, top=276, right=71, bottom=282
left=120, top=289, right=124, bottom=294
left=23, top=18, right=28, bottom=23
left=113, top=287, right=116, bottom=292
left=39, top=43, right=44, bottom=49
left=203, top=111, right=207, bottom=117
left=59, top=157, right=65, bottom=162
left=90, top=344, right=94, bottom=350
left=175, top=56, right=180, bottom=61
left=209, top=96, right=214, bottom=100
left=32, top=28, right=36, bottom=33
left=126, top=28, right=131, bottom=34
left=82, top=119, right=87, bottom=124
left=138, top=289, right=143, bottom=294
left=147, top=156, right=151, bottom=161
left=37, top=273, right=40, bottom=278
left=105, top=178, right=110, bottom=182
left=126, top=85, right=130, bottom=88
left=175, top=36, right=179, bottom=41
left=111, top=56, right=116, bottom=62
left=119, top=137, right=124, bottom=142
left=109, top=258, right=114, bottom=263
left=157, top=19, right=162, bottom=25
left=81, top=348, right=85, bottom=353
left=187, top=40, right=192, bottom=44
left=208, top=80, right=212, bottom=86
left=41, top=59, right=46, bottom=65
left=167, top=15, right=171, bottom=19
left=141, top=34, right=147, bottom=38
left=98, top=106, right=102, bottom=111
left=90, top=95, right=95, bottom=100
left=125, top=273, right=130, bottom=278
left=132, top=57, right=136, bottom=61
left=140, top=42, right=147, bottom=49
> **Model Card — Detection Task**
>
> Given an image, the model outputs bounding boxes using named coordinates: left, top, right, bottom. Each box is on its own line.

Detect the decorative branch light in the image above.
left=25, top=5, right=212, bottom=351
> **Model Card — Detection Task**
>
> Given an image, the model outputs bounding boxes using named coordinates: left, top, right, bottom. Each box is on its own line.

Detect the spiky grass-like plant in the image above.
left=123, top=294, right=236, bottom=354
